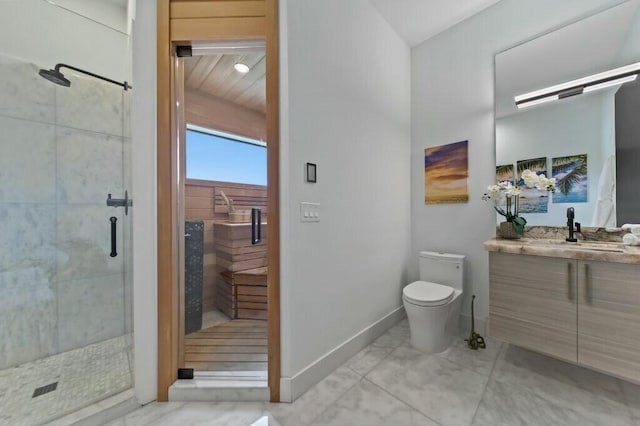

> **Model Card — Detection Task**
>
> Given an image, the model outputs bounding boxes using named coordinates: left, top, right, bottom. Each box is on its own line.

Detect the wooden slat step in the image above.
left=202, top=319, right=266, bottom=328
left=191, top=326, right=267, bottom=335
left=185, top=345, right=267, bottom=354
left=237, top=309, right=268, bottom=320
left=238, top=302, right=267, bottom=310
left=185, top=353, right=267, bottom=362
left=237, top=295, right=267, bottom=303
left=187, top=332, right=266, bottom=339
left=185, top=361, right=267, bottom=371
left=184, top=338, right=267, bottom=346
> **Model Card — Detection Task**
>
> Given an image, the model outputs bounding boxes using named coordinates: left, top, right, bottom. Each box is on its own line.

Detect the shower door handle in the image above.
left=251, top=208, right=261, bottom=245
left=110, top=216, right=118, bottom=257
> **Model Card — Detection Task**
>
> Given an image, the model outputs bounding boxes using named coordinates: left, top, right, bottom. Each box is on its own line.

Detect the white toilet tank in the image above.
left=418, top=251, right=465, bottom=291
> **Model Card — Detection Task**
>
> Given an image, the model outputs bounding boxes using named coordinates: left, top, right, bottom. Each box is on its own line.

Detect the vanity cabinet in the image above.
left=577, top=260, right=640, bottom=382
left=489, top=252, right=577, bottom=362
left=489, top=251, right=640, bottom=383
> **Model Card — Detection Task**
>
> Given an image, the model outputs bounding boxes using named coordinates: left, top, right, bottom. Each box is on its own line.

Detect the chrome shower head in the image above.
left=38, top=68, right=71, bottom=87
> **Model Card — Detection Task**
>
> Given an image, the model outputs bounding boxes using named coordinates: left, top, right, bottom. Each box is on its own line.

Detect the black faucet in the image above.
left=566, top=207, right=581, bottom=242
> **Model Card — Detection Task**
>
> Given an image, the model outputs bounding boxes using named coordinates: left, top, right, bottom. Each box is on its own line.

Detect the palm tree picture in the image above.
left=496, top=164, right=514, bottom=184
left=552, top=154, right=588, bottom=203
left=516, top=157, right=549, bottom=213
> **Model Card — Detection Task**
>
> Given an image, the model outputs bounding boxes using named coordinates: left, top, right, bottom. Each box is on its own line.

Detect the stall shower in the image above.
left=0, top=55, right=133, bottom=425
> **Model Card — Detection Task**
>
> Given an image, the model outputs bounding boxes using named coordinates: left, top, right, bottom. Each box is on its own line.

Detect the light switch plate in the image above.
left=300, top=202, right=320, bottom=222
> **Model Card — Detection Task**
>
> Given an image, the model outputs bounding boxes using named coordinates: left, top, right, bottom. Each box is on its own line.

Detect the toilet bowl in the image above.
left=403, top=251, right=465, bottom=354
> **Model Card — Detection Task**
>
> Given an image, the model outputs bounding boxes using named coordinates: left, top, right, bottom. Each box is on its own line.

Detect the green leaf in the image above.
left=556, top=159, right=587, bottom=195
left=512, top=216, right=527, bottom=235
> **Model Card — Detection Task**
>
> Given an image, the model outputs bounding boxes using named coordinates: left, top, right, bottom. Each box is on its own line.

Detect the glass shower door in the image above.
left=0, top=54, right=133, bottom=425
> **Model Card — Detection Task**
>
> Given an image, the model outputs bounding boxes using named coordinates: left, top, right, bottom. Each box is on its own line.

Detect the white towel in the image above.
left=591, top=155, right=616, bottom=227
left=621, top=224, right=640, bottom=235
left=623, top=233, right=640, bottom=246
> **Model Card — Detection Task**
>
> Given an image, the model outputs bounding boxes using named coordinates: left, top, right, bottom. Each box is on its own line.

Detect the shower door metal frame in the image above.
left=156, top=0, right=281, bottom=402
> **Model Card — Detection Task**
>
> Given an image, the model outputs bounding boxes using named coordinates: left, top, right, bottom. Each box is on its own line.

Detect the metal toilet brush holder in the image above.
left=465, top=295, right=486, bottom=350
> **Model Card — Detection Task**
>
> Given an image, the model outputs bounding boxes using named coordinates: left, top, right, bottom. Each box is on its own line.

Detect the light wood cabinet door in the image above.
left=489, top=252, right=577, bottom=362
left=577, top=260, right=640, bottom=382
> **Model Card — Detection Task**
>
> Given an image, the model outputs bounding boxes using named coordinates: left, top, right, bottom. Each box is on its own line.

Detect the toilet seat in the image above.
left=403, top=281, right=454, bottom=307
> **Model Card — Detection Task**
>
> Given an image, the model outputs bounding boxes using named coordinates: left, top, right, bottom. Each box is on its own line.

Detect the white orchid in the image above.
left=483, top=169, right=556, bottom=235
left=520, top=169, right=556, bottom=192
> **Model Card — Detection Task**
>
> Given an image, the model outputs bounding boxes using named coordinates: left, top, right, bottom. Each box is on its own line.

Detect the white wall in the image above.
left=44, top=0, right=129, bottom=34
left=496, top=92, right=611, bottom=226
left=411, top=0, right=626, bottom=322
left=129, top=0, right=410, bottom=403
left=131, top=0, right=157, bottom=405
left=281, top=0, right=411, bottom=380
left=0, top=0, right=130, bottom=82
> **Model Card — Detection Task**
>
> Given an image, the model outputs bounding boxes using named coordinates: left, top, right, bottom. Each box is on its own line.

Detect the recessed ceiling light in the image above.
left=234, top=63, right=250, bottom=73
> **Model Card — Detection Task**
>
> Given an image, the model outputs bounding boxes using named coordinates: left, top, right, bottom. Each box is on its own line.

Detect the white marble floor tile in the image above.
left=105, top=401, right=190, bottom=426
left=386, top=319, right=410, bottom=341
left=366, top=342, right=488, bottom=426
left=346, top=332, right=404, bottom=376
left=311, top=379, right=439, bottom=426
left=472, top=377, right=631, bottom=426
left=436, top=334, right=502, bottom=376
left=266, top=366, right=361, bottom=426
left=106, top=402, right=282, bottom=426
left=492, top=344, right=630, bottom=419
left=621, top=380, right=640, bottom=423
left=148, top=402, right=270, bottom=426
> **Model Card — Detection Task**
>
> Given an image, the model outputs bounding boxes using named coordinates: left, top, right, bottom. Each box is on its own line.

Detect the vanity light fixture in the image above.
left=515, top=62, right=640, bottom=109
left=234, top=63, right=250, bottom=73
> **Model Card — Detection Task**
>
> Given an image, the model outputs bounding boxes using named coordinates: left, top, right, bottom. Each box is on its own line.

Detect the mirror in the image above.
left=494, top=0, right=640, bottom=228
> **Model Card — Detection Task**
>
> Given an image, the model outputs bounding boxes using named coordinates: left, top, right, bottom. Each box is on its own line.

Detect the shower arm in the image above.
left=54, top=63, right=132, bottom=91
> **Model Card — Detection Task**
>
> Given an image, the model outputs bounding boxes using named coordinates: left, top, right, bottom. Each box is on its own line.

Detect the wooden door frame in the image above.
left=156, top=0, right=281, bottom=402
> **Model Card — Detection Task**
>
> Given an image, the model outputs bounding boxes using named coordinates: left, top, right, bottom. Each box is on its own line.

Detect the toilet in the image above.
left=403, top=251, right=465, bottom=354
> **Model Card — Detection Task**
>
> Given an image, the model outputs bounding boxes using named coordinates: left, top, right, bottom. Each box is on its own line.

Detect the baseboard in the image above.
left=459, top=313, right=487, bottom=337
left=279, top=306, right=405, bottom=403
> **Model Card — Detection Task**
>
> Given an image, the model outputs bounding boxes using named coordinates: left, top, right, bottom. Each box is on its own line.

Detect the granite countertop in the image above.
left=484, top=238, right=640, bottom=264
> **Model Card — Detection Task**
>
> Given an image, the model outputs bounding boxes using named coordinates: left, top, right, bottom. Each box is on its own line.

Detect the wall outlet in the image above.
left=300, top=202, right=320, bottom=222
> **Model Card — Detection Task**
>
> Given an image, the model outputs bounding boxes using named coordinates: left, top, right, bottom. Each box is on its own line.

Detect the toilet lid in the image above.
left=403, top=281, right=454, bottom=307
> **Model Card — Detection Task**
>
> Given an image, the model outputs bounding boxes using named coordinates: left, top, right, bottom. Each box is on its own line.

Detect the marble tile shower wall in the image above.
left=0, top=59, right=132, bottom=370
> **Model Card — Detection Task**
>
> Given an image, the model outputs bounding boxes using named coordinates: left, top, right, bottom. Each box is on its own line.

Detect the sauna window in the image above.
left=186, top=126, right=267, bottom=185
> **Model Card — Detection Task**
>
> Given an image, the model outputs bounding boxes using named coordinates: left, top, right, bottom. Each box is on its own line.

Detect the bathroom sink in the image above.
left=527, top=239, right=625, bottom=252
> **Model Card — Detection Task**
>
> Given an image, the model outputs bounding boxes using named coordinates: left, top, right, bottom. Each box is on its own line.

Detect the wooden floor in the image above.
left=184, top=319, right=268, bottom=372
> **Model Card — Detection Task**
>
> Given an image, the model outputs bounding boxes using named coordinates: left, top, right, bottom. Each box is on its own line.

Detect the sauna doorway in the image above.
left=177, top=42, right=270, bottom=379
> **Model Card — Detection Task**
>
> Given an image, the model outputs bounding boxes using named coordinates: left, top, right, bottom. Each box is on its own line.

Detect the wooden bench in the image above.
left=217, top=267, right=268, bottom=320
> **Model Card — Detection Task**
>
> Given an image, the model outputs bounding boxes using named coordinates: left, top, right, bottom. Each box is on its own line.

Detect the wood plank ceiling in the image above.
left=184, top=52, right=266, bottom=115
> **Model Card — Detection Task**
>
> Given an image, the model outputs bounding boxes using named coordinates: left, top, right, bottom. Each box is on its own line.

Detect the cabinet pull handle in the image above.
left=584, top=263, right=591, bottom=304
left=567, top=262, right=573, bottom=300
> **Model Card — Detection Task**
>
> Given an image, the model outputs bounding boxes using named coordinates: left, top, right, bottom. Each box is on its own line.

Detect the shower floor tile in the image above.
left=0, top=334, right=133, bottom=426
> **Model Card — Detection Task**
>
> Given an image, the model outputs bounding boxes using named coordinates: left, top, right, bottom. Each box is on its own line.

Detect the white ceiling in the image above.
left=370, top=0, right=502, bottom=47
